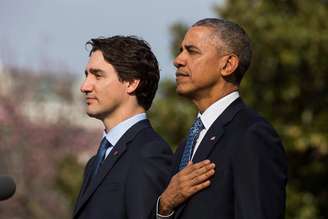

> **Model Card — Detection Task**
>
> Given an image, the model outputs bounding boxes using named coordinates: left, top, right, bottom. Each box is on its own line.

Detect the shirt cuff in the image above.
left=156, top=196, right=174, bottom=218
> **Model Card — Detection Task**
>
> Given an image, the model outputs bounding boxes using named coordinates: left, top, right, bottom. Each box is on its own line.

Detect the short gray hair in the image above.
left=192, top=18, right=252, bottom=85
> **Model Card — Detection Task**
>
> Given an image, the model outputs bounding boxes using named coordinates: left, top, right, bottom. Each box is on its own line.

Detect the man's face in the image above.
left=80, top=50, right=128, bottom=120
left=174, top=26, right=226, bottom=99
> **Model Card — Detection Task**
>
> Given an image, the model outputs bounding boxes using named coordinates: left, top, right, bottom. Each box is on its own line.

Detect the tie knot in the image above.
left=99, top=137, right=112, bottom=151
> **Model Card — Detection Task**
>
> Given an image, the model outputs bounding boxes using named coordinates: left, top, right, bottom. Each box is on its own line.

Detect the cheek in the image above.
left=191, top=64, right=219, bottom=85
left=189, top=61, right=210, bottom=82
left=104, top=81, right=126, bottom=98
left=189, top=62, right=203, bottom=79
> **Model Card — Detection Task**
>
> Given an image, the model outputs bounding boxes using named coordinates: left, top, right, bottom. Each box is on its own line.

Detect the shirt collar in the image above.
left=198, top=91, right=240, bottom=130
left=103, top=113, right=147, bottom=146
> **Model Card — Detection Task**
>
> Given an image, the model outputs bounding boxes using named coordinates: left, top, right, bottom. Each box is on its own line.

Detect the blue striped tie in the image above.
left=93, top=137, right=112, bottom=177
left=179, top=117, right=204, bottom=170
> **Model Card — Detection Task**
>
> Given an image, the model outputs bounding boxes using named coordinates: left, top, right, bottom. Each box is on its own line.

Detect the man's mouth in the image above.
left=176, top=71, right=189, bottom=77
left=85, top=97, right=97, bottom=104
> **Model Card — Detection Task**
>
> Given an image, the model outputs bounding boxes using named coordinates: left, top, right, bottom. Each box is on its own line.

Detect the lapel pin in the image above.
left=210, top=136, right=216, bottom=141
left=113, top=151, right=119, bottom=156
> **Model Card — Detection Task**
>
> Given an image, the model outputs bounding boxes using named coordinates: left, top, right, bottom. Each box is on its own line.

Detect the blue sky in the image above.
left=0, top=0, right=222, bottom=79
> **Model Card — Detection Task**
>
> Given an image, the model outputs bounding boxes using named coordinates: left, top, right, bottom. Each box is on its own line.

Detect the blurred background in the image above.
left=0, top=0, right=327, bottom=218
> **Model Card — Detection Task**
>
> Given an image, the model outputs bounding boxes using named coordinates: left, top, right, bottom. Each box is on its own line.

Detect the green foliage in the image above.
left=286, top=185, right=319, bottom=219
left=169, top=23, right=188, bottom=58
left=56, top=155, right=84, bottom=209
left=149, top=80, right=197, bottom=150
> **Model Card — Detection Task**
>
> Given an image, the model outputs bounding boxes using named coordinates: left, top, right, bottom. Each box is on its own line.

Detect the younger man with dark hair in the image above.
left=74, top=36, right=172, bottom=219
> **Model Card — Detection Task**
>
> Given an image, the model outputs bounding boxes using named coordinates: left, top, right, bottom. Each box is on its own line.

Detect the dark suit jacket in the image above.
left=173, top=98, right=288, bottom=219
left=74, top=119, right=172, bottom=219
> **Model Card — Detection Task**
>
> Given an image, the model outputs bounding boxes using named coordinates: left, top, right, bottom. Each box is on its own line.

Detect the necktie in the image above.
left=93, top=137, right=112, bottom=177
left=179, top=117, right=204, bottom=170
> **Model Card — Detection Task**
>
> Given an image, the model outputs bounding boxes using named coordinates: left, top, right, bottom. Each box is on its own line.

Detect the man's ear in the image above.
left=220, top=54, right=239, bottom=77
left=126, top=79, right=140, bottom=94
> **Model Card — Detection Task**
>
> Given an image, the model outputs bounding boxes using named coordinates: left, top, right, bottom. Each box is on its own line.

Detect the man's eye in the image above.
left=93, top=72, right=103, bottom=78
left=188, top=49, right=198, bottom=54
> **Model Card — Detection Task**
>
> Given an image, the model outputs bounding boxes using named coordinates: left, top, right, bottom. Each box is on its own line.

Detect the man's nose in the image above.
left=173, top=52, right=187, bottom=69
left=80, top=77, right=93, bottom=93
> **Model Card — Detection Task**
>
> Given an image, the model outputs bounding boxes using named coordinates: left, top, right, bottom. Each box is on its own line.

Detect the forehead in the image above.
left=182, top=26, right=219, bottom=48
left=85, top=50, right=117, bottom=73
left=87, top=50, right=106, bottom=65
left=86, top=50, right=111, bottom=69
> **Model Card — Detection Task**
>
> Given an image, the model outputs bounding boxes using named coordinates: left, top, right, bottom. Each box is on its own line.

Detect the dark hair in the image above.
left=192, top=18, right=252, bottom=85
left=86, top=36, right=160, bottom=110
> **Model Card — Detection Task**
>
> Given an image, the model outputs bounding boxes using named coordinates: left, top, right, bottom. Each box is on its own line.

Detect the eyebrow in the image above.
left=182, top=44, right=201, bottom=53
left=85, top=68, right=104, bottom=76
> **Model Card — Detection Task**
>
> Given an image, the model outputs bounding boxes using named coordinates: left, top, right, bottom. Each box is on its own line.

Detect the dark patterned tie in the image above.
left=93, top=137, right=112, bottom=177
left=179, top=117, right=204, bottom=170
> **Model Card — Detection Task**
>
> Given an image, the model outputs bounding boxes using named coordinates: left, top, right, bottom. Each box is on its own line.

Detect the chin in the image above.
left=176, top=86, right=192, bottom=97
left=86, top=109, right=102, bottom=119
left=86, top=111, right=98, bottom=118
left=86, top=108, right=110, bottom=121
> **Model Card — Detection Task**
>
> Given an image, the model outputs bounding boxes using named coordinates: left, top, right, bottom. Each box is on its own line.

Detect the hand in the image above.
left=159, top=160, right=215, bottom=215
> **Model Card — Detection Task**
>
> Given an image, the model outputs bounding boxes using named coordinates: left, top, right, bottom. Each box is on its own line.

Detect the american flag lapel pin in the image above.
left=113, top=150, right=119, bottom=156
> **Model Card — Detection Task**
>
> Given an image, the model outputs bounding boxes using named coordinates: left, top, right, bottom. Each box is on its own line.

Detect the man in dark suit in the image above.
left=74, top=36, right=172, bottom=219
left=157, top=18, right=288, bottom=219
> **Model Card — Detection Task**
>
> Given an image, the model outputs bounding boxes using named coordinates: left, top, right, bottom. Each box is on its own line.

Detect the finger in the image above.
left=182, top=160, right=211, bottom=174
left=189, top=180, right=211, bottom=195
left=190, top=169, right=215, bottom=186
left=189, top=163, right=215, bottom=179
left=181, top=162, right=215, bottom=181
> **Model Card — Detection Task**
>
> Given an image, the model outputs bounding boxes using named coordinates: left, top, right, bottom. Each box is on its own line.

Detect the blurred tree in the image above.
left=169, top=23, right=188, bottom=58
left=165, top=0, right=328, bottom=218
left=149, top=80, right=196, bottom=150
left=56, top=155, right=84, bottom=209
left=0, top=71, right=99, bottom=219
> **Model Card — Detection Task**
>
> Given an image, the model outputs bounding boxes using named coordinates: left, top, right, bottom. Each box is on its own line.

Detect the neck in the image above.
left=103, top=103, right=145, bottom=131
left=193, top=85, right=238, bottom=113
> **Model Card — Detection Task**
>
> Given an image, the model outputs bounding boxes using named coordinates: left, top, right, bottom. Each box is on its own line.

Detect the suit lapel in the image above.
left=191, top=123, right=224, bottom=163
left=193, top=98, right=245, bottom=162
left=74, top=120, right=150, bottom=217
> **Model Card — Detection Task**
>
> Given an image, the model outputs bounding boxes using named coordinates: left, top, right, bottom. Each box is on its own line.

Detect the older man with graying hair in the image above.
left=156, top=18, right=287, bottom=219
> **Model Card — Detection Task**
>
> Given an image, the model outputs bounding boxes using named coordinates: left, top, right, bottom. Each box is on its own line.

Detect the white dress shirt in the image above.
left=191, top=91, right=240, bottom=159
left=157, top=91, right=240, bottom=219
